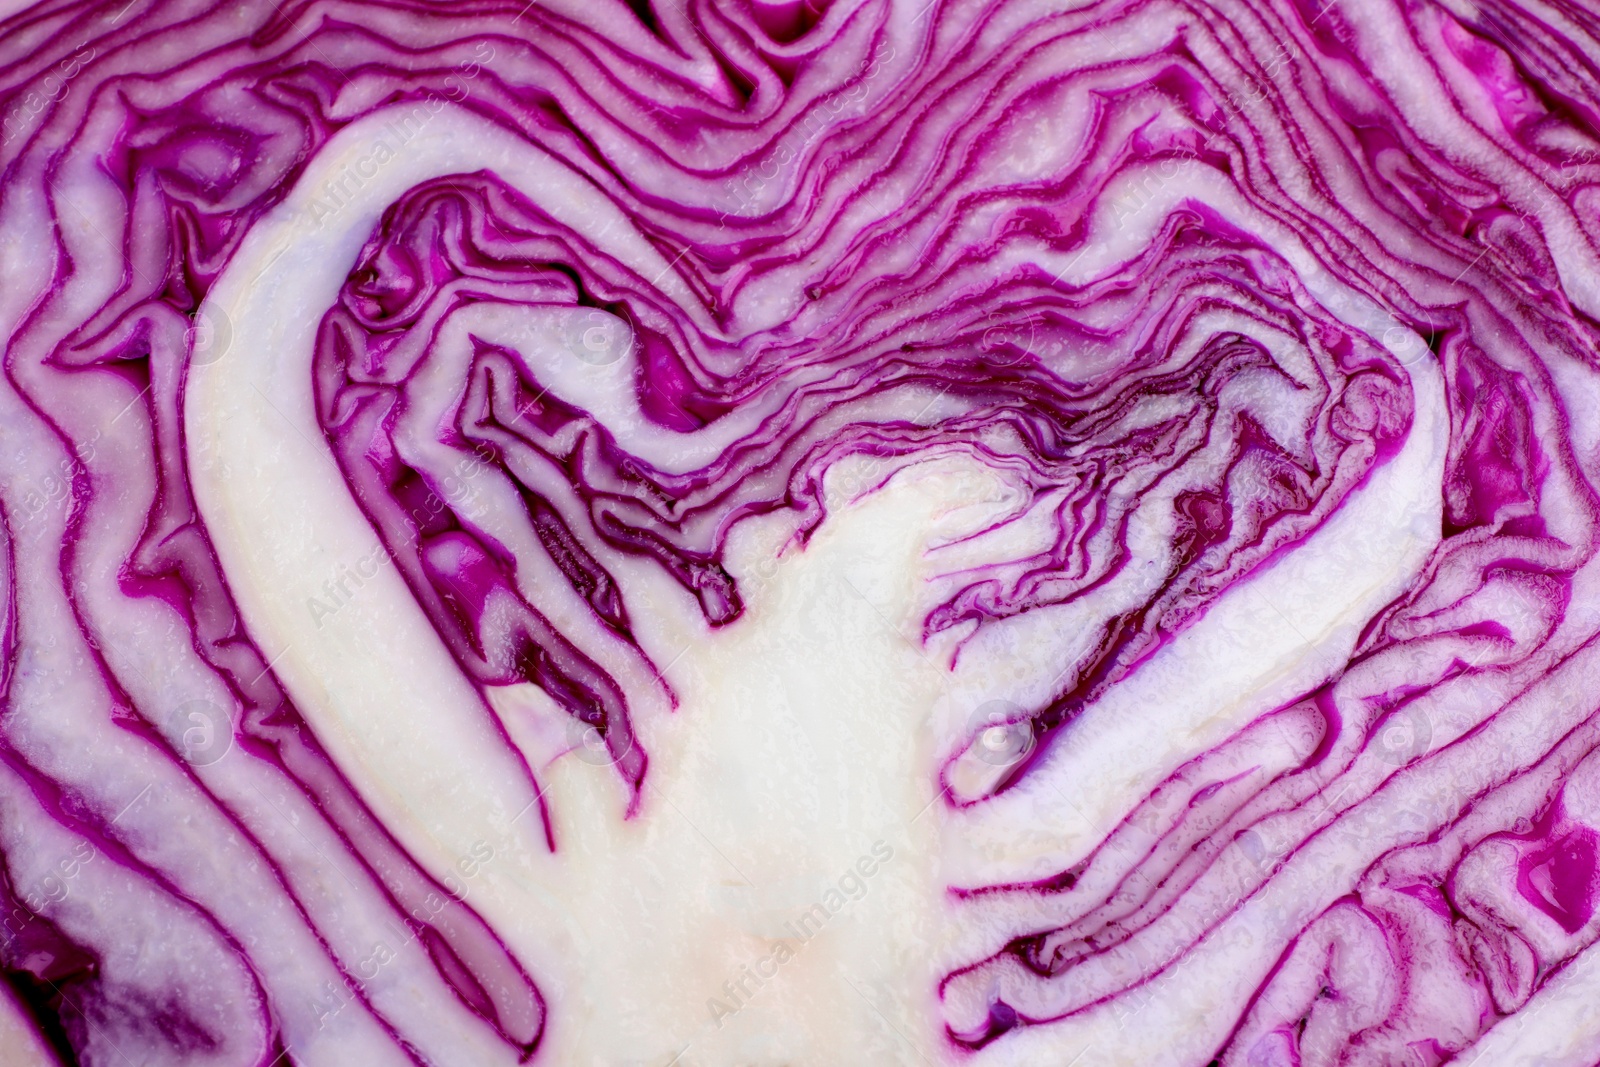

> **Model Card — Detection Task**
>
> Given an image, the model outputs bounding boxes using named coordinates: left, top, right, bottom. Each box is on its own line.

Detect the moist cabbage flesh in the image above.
left=1, top=0, right=1599, bottom=1065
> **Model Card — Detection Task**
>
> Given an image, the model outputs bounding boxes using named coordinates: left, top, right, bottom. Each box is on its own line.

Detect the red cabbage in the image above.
left=1, top=0, right=1599, bottom=1063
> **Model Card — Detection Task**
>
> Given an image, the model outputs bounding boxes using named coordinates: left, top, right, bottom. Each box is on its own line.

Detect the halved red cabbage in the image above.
left=0, top=0, right=1598, bottom=1063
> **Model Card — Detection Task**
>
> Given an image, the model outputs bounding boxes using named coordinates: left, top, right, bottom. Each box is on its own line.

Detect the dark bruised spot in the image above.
left=985, top=1000, right=1019, bottom=1040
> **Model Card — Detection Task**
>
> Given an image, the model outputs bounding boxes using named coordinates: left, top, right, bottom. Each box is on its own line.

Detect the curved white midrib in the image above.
left=188, top=100, right=1453, bottom=1067
left=183, top=106, right=694, bottom=1056
left=187, top=105, right=967, bottom=1067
